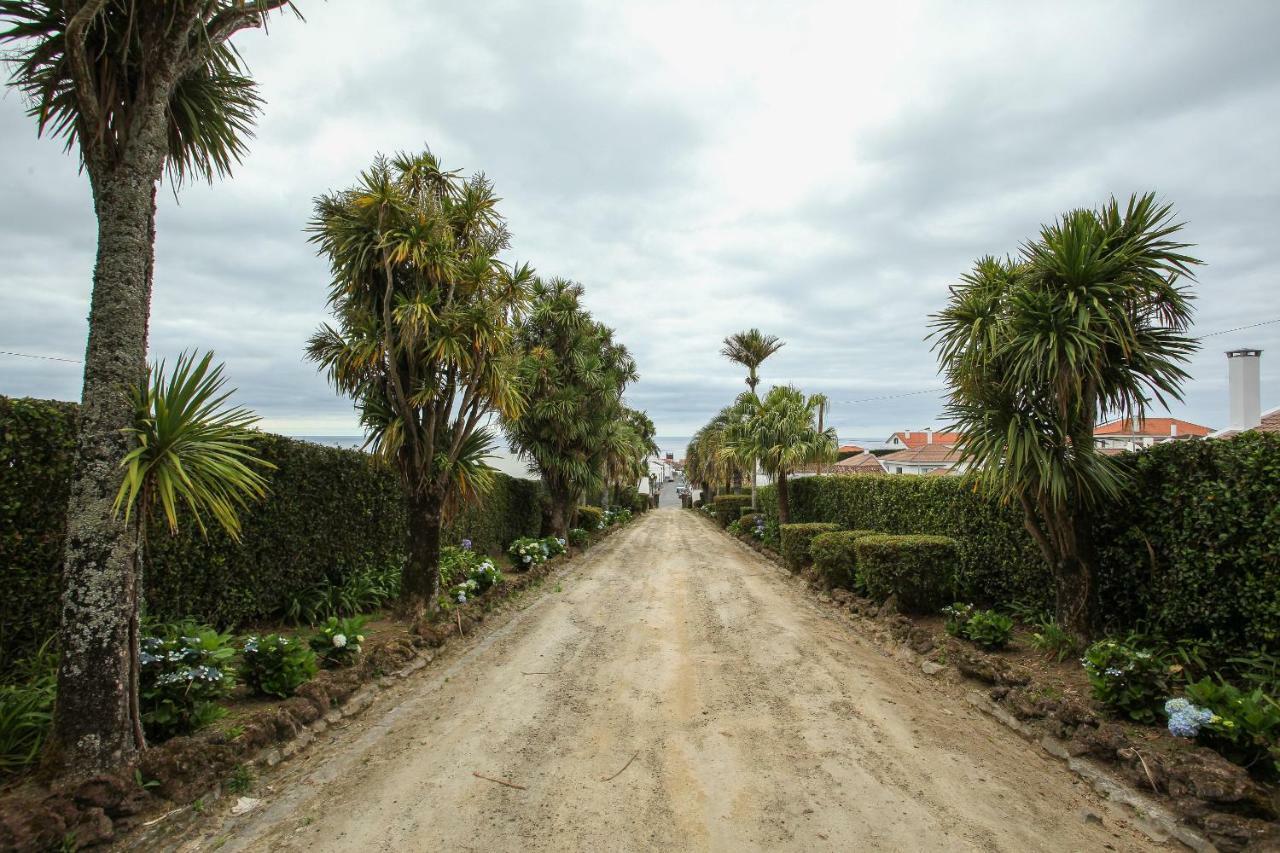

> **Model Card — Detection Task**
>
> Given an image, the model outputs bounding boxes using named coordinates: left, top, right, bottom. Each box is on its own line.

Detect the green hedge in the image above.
left=856, top=534, right=959, bottom=613
left=576, top=505, right=604, bottom=530
left=809, top=529, right=878, bottom=590
left=0, top=397, right=541, bottom=675
left=779, top=523, right=841, bottom=572
left=713, top=494, right=752, bottom=528
left=756, top=433, right=1280, bottom=656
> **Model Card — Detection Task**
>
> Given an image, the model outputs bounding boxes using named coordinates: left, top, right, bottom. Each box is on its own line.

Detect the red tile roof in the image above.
left=888, top=431, right=961, bottom=449
left=1095, top=417, right=1212, bottom=438
left=838, top=444, right=865, bottom=454
left=1259, top=408, right=1280, bottom=434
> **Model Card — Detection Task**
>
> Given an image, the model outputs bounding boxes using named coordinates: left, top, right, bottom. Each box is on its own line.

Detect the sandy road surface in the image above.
left=183, top=508, right=1164, bottom=852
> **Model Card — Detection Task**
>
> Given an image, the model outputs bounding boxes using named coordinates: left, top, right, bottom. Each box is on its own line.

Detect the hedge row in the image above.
left=756, top=432, right=1280, bottom=655
left=0, top=397, right=542, bottom=673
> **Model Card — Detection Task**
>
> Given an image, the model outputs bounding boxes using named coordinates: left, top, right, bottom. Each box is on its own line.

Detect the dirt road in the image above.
left=191, top=509, right=1165, bottom=852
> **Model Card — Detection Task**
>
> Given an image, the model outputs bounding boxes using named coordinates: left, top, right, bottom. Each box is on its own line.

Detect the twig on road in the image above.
left=457, top=610, right=464, bottom=637
left=473, top=772, right=526, bottom=790
left=600, top=750, right=640, bottom=783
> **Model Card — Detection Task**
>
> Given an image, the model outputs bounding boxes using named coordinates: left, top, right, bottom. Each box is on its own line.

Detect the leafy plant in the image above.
left=1031, top=618, right=1078, bottom=663
left=1082, top=639, right=1172, bottom=724
left=227, top=764, right=255, bottom=795
left=0, top=639, right=56, bottom=774
left=240, top=634, right=317, bottom=698
left=310, top=617, right=367, bottom=668
left=509, top=537, right=552, bottom=569
left=1183, top=678, right=1280, bottom=774
left=942, top=603, right=975, bottom=638
left=964, top=610, right=1014, bottom=650
left=139, top=626, right=237, bottom=740
left=567, top=527, right=589, bottom=548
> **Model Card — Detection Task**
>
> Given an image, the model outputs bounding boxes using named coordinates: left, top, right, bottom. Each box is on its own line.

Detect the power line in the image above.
left=0, top=350, right=81, bottom=364
left=1199, top=317, right=1280, bottom=339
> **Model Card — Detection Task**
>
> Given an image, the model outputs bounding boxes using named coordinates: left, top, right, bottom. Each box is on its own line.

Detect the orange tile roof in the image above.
left=838, top=444, right=865, bottom=454
left=1259, top=408, right=1280, bottom=434
left=889, top=431, right=961, bottom=449
left=1095, top=417, right=1212, bottom=438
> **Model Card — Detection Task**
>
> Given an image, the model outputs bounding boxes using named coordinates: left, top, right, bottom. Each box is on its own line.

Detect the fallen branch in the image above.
left=600, top=750, right=640, bottom=782
left=457, top=610, right=464, bottom=637
left=473, top=772, right=526, bottom=790
left=140, top=807, right=185, bottom=827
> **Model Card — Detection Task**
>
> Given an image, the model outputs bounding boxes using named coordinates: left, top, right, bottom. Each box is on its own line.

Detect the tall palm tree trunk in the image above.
left=49, top=160, right=162, bottom=775
left=776, top=469, right=791, bottom=525
left=403, top=487, right=444, bottom=615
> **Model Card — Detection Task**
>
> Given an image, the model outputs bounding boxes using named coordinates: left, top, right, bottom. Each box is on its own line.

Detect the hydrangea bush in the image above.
left=509, top=536, right=551, bottom=568
left=140, top=625, right=237, bottom=739
left=1082, top=639, right=1173, bottom=724
left=568, top=527, right=590, bottom=548
left=310, top=616, right=368, bottom=667
left=241, top=634, right=318, bottom=698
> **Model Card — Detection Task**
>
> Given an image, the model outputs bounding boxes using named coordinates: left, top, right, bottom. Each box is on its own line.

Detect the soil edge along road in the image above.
left=189, top=509, right=1167, bottom=852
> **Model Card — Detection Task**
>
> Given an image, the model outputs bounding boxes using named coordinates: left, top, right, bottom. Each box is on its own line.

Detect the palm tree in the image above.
left=601, top=408, right=658, bottom=507
left=308, top=150, right=530, bottom=615
left=721, top=329, right=784, bottom=510
left=504, top=278, right=638, bottom=536
left=931, top=192, right=1200, bottom=643
left=725, top=386, right=837, bottom=525
left=1, top=0, right=300, bottom=773
left=114, top=350, right=272, bottom=747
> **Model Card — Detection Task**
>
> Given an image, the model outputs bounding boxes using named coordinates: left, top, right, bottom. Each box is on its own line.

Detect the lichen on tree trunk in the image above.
left=47, top=166, right=160, bottom=775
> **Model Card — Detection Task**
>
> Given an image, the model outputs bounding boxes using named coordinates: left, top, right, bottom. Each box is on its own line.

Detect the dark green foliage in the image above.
left=240, top=634, right=317, bottom=698
left=713, top=495, right=752, bottom=528
left=855, top=534, right=958, bottom=613
left=1082, top=639, right=1170, bottom=724
left=1031, top=618, right=1078, bottom=663
left=0, top=397, right=542, bottom=675
left=576, top=505, right=605, bottom=531
left=1183, top=677, right=1280, bottom=774
left=139, top=625, right=237, bottom=739
left=779, top=523, right=841, bottom=571
left=755, top=433, right=1280, bottom=661
left=0, top=398, right=78, bottom=676
left=0, top=639, right=56, bottom=774
left=567, top=527, right=590, bottom=548
left=808, top=529, right=877, bottom=589
left=1093, top=433, right=1280, bottom=658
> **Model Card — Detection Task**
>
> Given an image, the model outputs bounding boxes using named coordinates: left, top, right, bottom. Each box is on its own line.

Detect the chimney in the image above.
left=1226, top=349, right=1263, bottom=431
left=926, top=428, right=934, bottom=445
left=1170, top=422, right=1178, bottom=437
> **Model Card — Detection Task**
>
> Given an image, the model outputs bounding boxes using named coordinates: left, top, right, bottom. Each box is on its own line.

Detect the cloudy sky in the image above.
left=2, top=1, right=1279, bottom=450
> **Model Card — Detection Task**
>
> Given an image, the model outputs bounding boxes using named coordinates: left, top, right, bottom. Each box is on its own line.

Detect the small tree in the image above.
left=114, top=350, right=272, bottom=747
left=726, top=385, right=836, bottom=524
left=931, top=193, right=1200, bottom=643
left=307, top=150, right=530, bottom=615
left=721, top=329, right=784, bottom=509
left=504, top=278, right=637, bottom=536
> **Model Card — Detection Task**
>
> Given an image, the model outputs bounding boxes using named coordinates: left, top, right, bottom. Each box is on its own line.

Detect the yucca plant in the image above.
left=931, top=192, right=1200, bottom=643
left=116, top=350, right=273, bottom=542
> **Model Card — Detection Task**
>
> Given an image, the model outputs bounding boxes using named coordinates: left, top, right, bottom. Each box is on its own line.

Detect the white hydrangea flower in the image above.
left=332, top=633, right=347, bottom=648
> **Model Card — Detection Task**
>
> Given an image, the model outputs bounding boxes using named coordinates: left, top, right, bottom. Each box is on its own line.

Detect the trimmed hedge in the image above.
left=0, top=397, right=542, bottom=674
left=856, top=534, right=959, bottom=613
left=713, top=494, right=752, bottom=528
left=779, top=523, right=841, bottom=572
left=576, top=505, right=604, bottom=530
left=756, top=432, right=1280, bottom=657
left=809, top=529, right=878, bottom=590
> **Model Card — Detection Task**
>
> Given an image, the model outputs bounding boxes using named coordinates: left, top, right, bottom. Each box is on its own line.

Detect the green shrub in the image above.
left=509, top=536, right=559, bottom=569
left=604, top=507, right=632, bottom=526
left=241, top=634, right=318, bottom=698
left=568, top=527, right=589, bottom=548
left=964, top=610, right=1014, bottom=650
left=779, top=523, right=841, bottom=572
left=576, top=505, right=604, bottom=531
left=0, top=640, right=56, bottom=774
left=855, top=534, right=958, bottom=613
left=1031, top=618, right=1078, bottom=662
left=0, top=396, right=544, bottom=675
left=809, top=530, right=877, bottom=589
left=713, top=495, right=752, bottom=528
left=140, top=624, right=237, bottom=739
left=1182, top=678, right=1280, bottom=774
left=942, top=602, right=975, bottom=637
left=1082, top=639, right=1170, bottom=724
left=309, top=617, right=367, bottom=668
